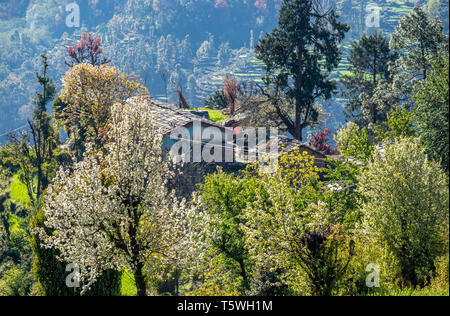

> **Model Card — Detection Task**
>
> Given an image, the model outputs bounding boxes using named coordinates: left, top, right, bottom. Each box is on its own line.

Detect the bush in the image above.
left=0, top=267, right=34, bottom=296
left=334, top=122, right=373, bottom=162
left=358, top=137, right=449, bottom=287
left=243, top=149, right=355, bottom=296
left=31, top=207, right=121, bottom=296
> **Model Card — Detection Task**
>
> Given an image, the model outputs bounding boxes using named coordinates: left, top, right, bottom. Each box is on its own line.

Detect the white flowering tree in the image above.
left=38, top=98, right=190, bottom=296
left=358, top=137, right=449, bottom=286
left=242, top=149, right=355, bottom=296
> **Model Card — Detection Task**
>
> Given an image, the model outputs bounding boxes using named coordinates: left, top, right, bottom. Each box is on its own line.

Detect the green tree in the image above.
left=193, top=169, right=260, bottom=293
left=0, top=169, right=10, bottom=244
left=255, top=0, right=349, bottom=141
left=27, top=55, right=57, bottom=206
left=390, top=7, right=448, bottom=101
left=358, top=138, right=449, bottom=287
left=413, top=54, right=449, bottom=172
left=334, top=122, right=374, bottom=163
left=203, top=90, right=227, bottom=110
left=243, top=148, right=355, bottom=296
left=375, top=107, right=417, bottom=142
left=0, top=55, right=60, bottom=208
left=342, top=31, right=398, bottom=125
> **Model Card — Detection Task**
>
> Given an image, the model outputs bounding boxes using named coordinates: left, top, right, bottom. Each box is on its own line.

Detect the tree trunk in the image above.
left=294, top=43, right=304, bottom=142
left=134, top=262, right=147, bottom=296
left=293, top=123, right=303, bottom=142
left=238, top=258, right=249, bottom=290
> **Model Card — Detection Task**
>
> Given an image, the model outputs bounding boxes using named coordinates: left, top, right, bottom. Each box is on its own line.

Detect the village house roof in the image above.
left=126, top=96, right=226, bottom=137
left=253, top=134, right=327, bottom=158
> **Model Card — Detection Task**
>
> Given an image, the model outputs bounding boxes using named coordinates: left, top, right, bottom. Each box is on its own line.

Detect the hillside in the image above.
left=0, top=0, right=448, bottom=142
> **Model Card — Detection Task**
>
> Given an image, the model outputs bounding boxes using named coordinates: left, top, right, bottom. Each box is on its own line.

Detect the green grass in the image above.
left=8, top=214, right=23, bottom=232
left=120, top=271, right=137, bottom=296
left=187, top=108, right=227, bottom=124
left=9, top=174, right=30, bottom=206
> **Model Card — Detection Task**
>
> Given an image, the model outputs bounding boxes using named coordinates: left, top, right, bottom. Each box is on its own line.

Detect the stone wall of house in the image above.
left=169, top=161, right=247, bottom=200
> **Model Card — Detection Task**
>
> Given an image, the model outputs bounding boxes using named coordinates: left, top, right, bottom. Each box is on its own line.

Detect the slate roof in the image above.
left=126, top=96, right=225, bottom=137
left=252, top=134, right=327, bottom=158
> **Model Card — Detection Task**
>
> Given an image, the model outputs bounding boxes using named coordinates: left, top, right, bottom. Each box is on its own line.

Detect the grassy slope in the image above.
left=9, top=173, right=30, bottom=206
left=121, top=271, right=137, bottom=296
left=186, top=108, right=227, bottom=124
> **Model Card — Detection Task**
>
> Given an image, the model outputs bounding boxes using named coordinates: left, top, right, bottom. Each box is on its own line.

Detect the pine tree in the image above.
left=342, top=31, right=397, bottom=125
left=28, top=54, right=57, bottom=205
left=255, top=0, right=349, bottom=141
left=390, top=7, right=448, bottom=100
left=414, top=53, right=449, bottom=172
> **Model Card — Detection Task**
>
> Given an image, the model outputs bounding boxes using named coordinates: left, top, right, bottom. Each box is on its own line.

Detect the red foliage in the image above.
left=309, top=129, right=337, bottom=155
left=65, top=32, right=110, bottom=67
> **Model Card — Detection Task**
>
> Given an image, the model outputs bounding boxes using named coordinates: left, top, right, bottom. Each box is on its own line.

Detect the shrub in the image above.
left=358, top=137, right=449, bottom=286
left=334, top=122, right=373, bottom=162
left=243, top=150, right=355, bottom=296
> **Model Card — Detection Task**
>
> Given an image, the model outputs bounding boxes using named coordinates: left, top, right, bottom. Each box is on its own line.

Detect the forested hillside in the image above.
left=0, top=0, right=448, bottom=298
left=0, top=0, right=448, bottom=142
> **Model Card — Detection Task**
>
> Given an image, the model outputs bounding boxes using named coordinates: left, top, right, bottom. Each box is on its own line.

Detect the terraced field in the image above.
left=189, top=0, right=428, bottom=114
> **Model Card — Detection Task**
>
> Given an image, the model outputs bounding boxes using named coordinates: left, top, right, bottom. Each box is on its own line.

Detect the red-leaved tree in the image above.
left=65, top=32, right=111, bottom=67
left=309, top=129, right=337, bottom=155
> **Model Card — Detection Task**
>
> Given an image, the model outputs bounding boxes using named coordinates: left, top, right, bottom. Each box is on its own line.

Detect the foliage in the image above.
left=375, top=107, right=417, bottom=142
left=0, top=266, right=34, bottom=296
left=243, top=148, right=354, bottom=296
left=322, top=158, right=363, bottom=229
left=120, top=271, right=138, bottom=297
left=38, top=98, right=190, bottom=296
left=192, top=169, right=261, bottom=293
left=0, top=1, right=449, bottom=298
left=308, top=129, right=337, bottom=155
left=334, top=122, right=373, bottom=162
left=341, top=31, right=398, bottom=126
left=65, top=32, right=111, bottom=68
left=413, top=54, right=449, bottom=172
left=57, top=63, right=148, bottom=159
left=0, top=169, right=11, bottom=248
left=203, top=90, right=228, bottom=110
left=358, top=137, right=449, bottom=287
left=390, top=7, right=448, bottom=101
left=255, top=0, right=349, bottom=141
left=430, top=255, right=449, bottom=290
left=2, top=55, right=61, bottom=208
left=187, top=249, right=242, bottom=296
left=30, top=206, right=121, bottom=296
